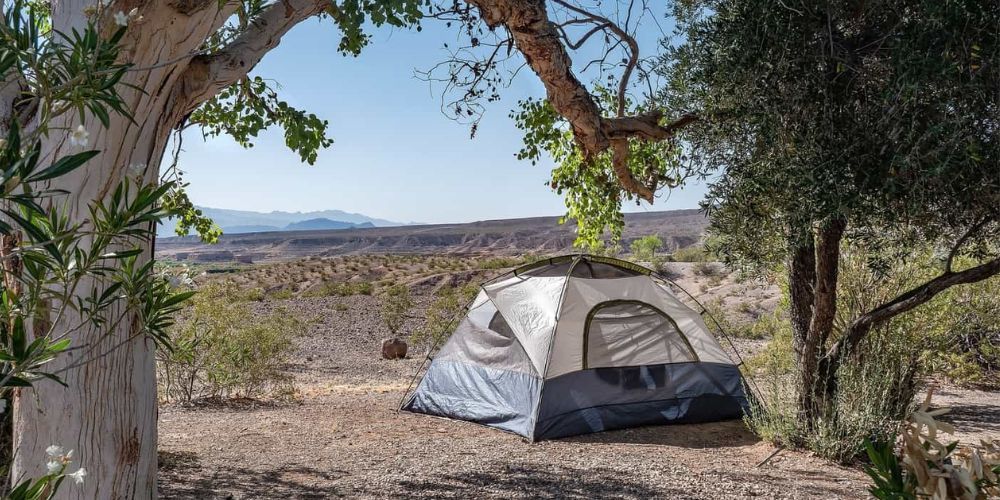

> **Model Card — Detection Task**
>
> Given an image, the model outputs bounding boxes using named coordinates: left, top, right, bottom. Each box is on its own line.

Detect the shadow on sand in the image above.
left=561, top=419, right=759, bottom=448
left=394, top=463, right=677, bottom=499
left=158, top=450, right=349, bottom=499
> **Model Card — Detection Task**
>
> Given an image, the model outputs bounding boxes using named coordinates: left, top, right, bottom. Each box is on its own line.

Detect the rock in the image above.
left=381, top=338, right=407, bottom=360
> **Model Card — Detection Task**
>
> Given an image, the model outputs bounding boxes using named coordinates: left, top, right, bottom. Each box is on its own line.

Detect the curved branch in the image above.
left=469, top=0, right=699, bottom=203
left=173, top=0, right=328, bottom=114
left=825, top=256, right=1000, bottom=365
left=550, top=0, right=637, bottom=117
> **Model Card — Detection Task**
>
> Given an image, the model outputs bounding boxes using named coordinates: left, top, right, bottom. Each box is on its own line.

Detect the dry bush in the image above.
left=157, top=282, right=302, bottom=402
left=412, top=283, right=479, bottom=347
left=672, top=245, right=713, bottom=262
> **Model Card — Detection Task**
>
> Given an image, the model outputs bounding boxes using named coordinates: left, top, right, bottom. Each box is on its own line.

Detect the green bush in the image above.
left=380, top=284, right=413, bottom=336
left=629, top=235, right=663, bottom=261
left=704, top=299, right=784, bottom=340
left=744, top=249, right=970, bottom=462
left=745, top=323, right=920, bottom=462
left=671, top=245, right=712, bottom=262
left=412, top=283, right=479, bottom=347
left=157, top=282, right=302, bottom=402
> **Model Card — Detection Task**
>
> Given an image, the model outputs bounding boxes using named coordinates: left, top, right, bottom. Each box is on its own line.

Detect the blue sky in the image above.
left=173, top=14, right=708, bottom=224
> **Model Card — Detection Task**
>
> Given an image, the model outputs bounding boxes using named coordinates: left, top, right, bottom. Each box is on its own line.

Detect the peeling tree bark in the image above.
left=467, top=0, right=697, bottom=203
left=8, top=0, right=319, bottom=496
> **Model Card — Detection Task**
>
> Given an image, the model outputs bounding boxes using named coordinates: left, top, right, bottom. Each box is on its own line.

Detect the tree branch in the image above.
left=550, top=0, right=637, bottom=117
left=468, top=0, right=698, bottom=203
left=945, top=218, right=989, bottom=273
left=825, top=256, right=1000, bottom=365
left=810, top=217, right=845, bottom=349
left=174, top=0, right=328, bottom=114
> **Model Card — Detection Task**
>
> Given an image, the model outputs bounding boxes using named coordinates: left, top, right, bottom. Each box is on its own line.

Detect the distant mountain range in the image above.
left=158, top=207, right=405, bottom=237
left=157, top=209, right=708, bottom=263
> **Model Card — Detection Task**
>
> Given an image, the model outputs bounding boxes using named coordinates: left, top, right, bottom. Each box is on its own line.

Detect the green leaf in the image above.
left=26, top=150, right=99, bottom=182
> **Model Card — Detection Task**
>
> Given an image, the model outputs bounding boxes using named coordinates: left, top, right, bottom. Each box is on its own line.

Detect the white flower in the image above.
left=128, top=163, right=146, bottom=177
left=68, top=467, right=87, bottom=485
left=113, top=10, right=128, bottom=26
left=46, top=460, right=61, bottom=474
left=45, top=445, right=64, bottom=458
left=69, top=125, right=89, bottom=147
left=128, top=8, right=139, bottom=17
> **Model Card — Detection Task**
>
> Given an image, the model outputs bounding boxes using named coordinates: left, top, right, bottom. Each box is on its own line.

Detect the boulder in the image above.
left=381, top=338, right=407, bottom=360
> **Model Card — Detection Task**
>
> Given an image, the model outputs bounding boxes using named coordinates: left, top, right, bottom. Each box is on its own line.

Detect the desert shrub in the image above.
left=242, top=287, right=266, bottom=302
left=268, top=287, right=294, bottom=300
left=704, top=300, right=785, bottom=340
left=380, top=284, right=413, bottom=336
left=412, top=283, right=479, bottom=347
left=746, top=323, right=920, bottom=462
left=158, top=282, right=301, bottom=402
left=629, top=235, right=663, bottom=261
left=693, top=261, right=724, bottom=276
left=922, top=276, right=1000, bottom=389
left=744, top=248, right=985, bottom=462
left=672, top=245, right=712, bottom=262
left=478, top=256, right=523, bottom=270
left=304, top=280, right=374, bottom=298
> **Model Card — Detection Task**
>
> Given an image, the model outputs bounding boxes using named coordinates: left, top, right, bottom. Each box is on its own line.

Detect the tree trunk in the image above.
left=12, top=109, right=171, bottom=500
left=787, top=228, right=819, bottom=423
left=10, top=2, right=228, bottom=497
left=787, top=218, right=845, bottom=426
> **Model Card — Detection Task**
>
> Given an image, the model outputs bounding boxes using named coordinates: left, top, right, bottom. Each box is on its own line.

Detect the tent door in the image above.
left=582, top=300, right=699, bottom=370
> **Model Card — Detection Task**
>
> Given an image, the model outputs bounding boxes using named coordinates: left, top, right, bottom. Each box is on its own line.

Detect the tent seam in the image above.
left=527, top=254, right=583, bottom=441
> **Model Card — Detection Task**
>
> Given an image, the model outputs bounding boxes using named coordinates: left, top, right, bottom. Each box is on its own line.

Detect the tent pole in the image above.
left=396, top=262, right=516, bottom=412
left=650, top=269, right=769, bottom=412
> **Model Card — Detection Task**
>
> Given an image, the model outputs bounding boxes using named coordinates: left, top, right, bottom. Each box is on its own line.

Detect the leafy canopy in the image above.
left=661, top=0, right=999, bottom=273
left=512, top=87, right=687, bottom=249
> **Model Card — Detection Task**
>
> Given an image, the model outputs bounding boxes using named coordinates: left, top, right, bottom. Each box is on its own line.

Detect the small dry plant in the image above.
left=865, top=389, right=1000, bottom=499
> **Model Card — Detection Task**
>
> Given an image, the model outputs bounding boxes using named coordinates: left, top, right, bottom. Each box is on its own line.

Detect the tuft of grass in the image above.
left=268, top=288, right=294, bottom=300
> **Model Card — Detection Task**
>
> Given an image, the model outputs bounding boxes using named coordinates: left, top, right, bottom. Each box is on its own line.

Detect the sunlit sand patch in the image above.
left=298, top=381, right=410, bottom=398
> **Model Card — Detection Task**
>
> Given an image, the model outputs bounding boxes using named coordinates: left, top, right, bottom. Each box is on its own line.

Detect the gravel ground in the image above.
left=157, top=294, right=874, bottom=499
left=157, top=283, right=1000, bottom=499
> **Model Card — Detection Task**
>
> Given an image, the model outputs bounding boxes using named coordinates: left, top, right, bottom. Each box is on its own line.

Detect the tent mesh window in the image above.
left=583, top=301, right=698, bottom=369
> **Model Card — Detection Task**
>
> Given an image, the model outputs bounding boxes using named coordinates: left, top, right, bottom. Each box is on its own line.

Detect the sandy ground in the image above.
left=157, top=285, right=1000, bottom=499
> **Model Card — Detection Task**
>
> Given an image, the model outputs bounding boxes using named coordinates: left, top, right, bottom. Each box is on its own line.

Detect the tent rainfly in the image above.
left=401, top=254, right=750, bottom=441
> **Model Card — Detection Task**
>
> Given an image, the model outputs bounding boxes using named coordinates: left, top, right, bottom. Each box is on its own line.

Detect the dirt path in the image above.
left=156, top=292, right=1000, bottom=499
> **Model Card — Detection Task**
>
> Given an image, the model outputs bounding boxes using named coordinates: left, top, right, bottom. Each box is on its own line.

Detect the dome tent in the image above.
left=401, top=254, right=749, bottom=441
